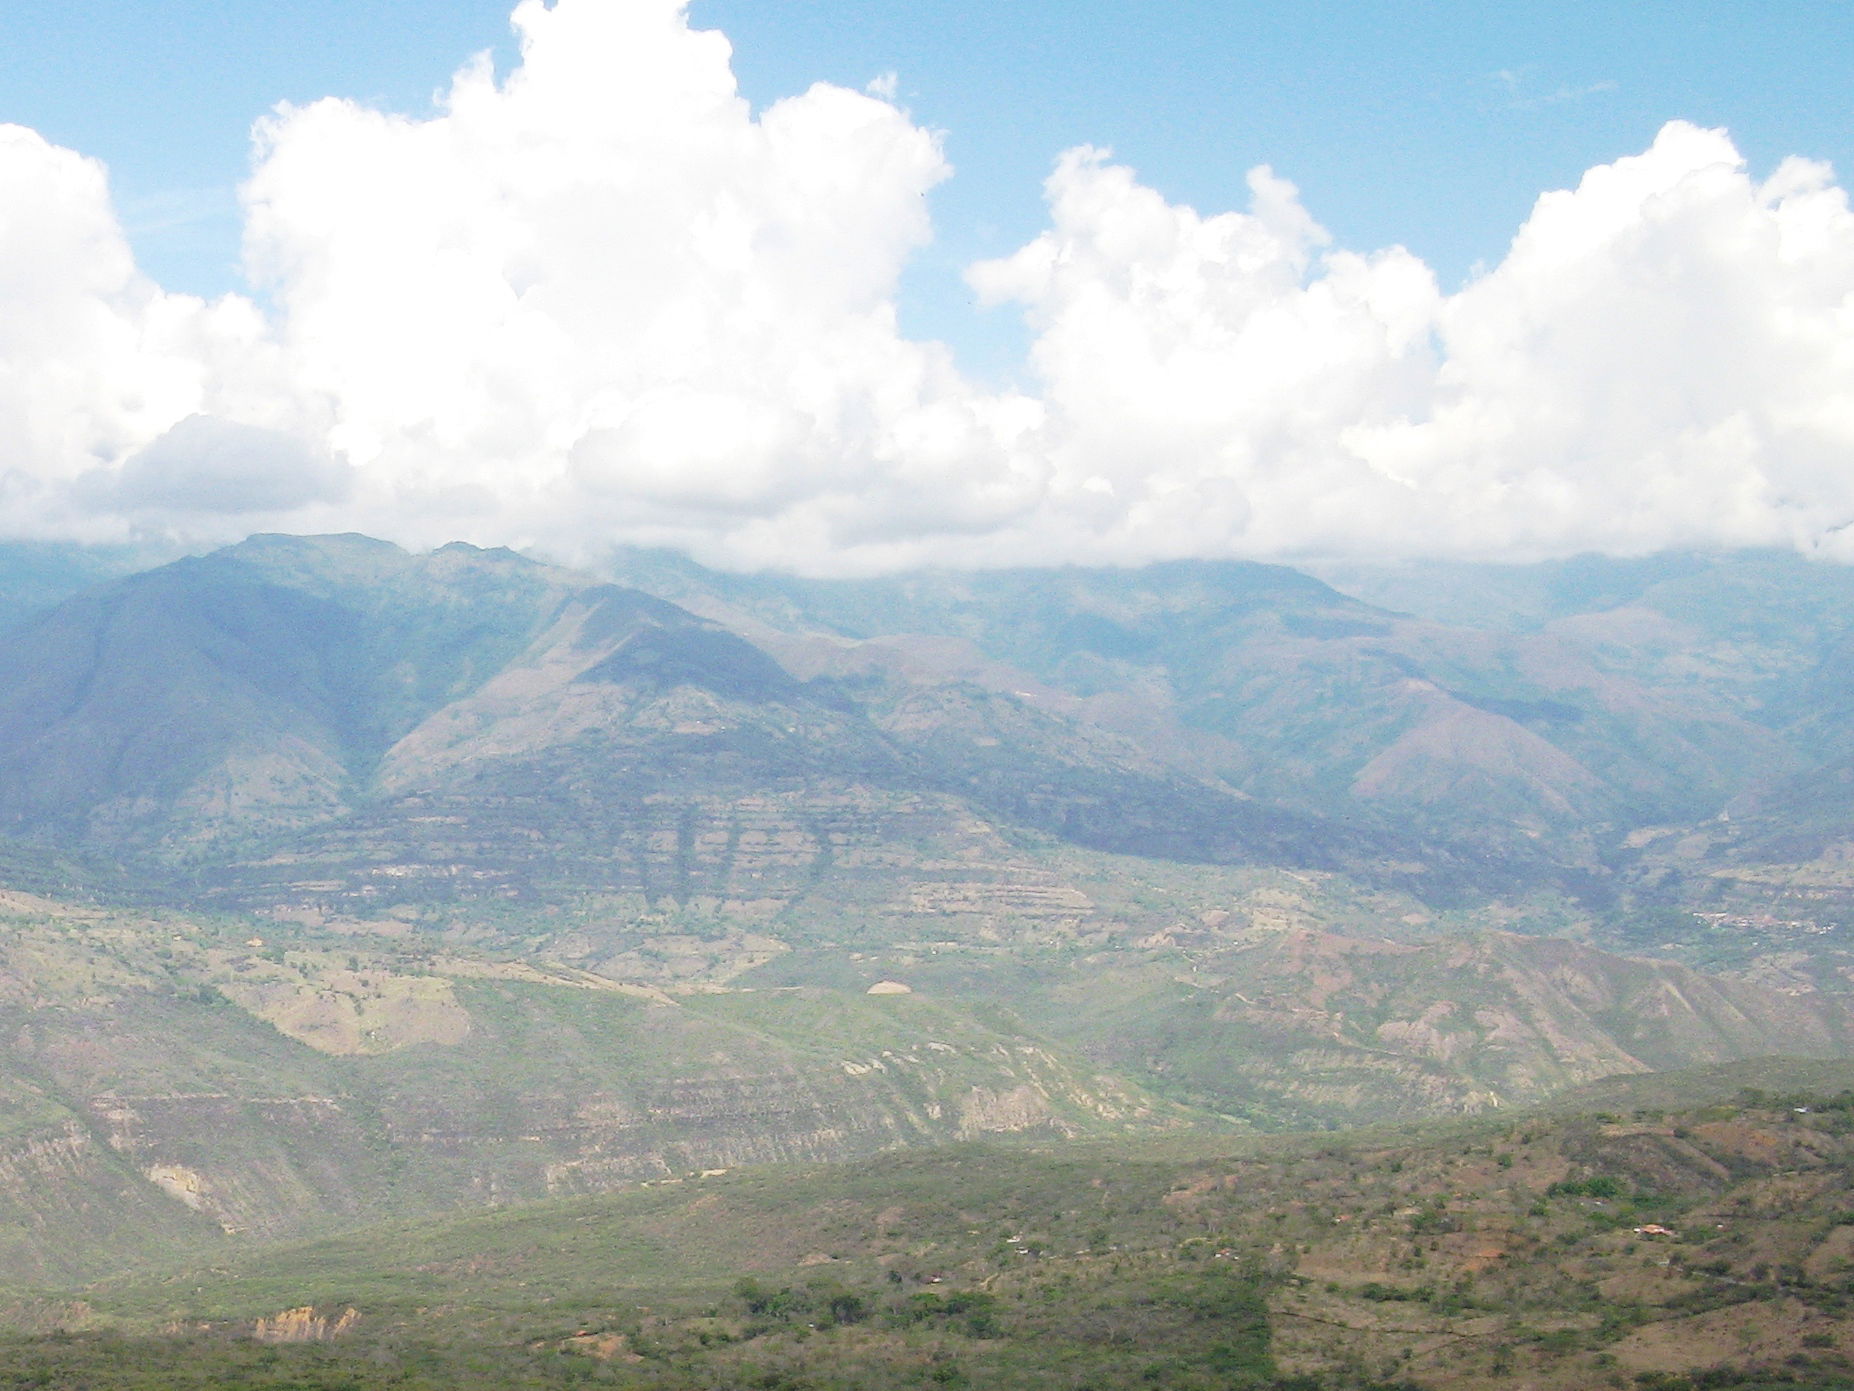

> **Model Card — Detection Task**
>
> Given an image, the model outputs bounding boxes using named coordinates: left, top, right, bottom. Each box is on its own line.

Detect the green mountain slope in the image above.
left=748, top=925, right=1854, bottom=1128
left=0, top=537, right=584, bottom=852
left=11, top=533, right=1854, bottom=922
left=12, top=535, right=1854, bottom=913
left=0, top=537, right=1451, bottom=915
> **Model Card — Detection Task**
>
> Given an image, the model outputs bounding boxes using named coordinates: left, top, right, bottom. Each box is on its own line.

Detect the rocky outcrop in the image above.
left=252, top=1306, right=360, bottom=1343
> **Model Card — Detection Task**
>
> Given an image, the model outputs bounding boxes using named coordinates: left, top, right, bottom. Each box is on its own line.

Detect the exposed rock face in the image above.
left=957, top=1084, right=1056, bottom=1137
left=252, top=1306, right=360, bottom=1344
left=143, top=1163, right=211, bottom=1213
left=214, top=970, right=473, bottom=1055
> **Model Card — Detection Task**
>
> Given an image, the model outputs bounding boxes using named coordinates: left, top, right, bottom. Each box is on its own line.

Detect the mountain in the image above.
left=603, top=547, right=1817, bottom=862
left=8, top=532, right=1854, bottom=1383
left=0, top=539, right=169, bottom=637
left=8, top=534, right=1854, bottom=915
left=1, top=535, right=1853, bottom=1069
left=0, top=536, right=584, bottom=852
left=10, top=532, right=1854, bottom=983
left=0, top=536, right=1537, bottom=929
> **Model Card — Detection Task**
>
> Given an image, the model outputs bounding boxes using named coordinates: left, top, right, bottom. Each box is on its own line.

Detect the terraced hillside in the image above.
left=0, top=887, right=1198, bottom=1286
left=5, top=878, right=1854, bottom=1286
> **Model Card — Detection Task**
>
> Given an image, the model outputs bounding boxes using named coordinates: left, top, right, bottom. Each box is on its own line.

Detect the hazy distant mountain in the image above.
left=0, top=536, right=1458, bottom=913
left=0, top=539, right=174, bottom=636
left=605, top=546, right=1818, bottom=857
left=3, top=534, right=1854, bottom=926
left=0, top=536, right=582, bottom=850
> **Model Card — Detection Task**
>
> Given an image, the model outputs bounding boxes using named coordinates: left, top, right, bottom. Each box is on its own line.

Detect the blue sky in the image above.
left=4, top=1, right=1850, bottom=375
left=2, top=0, right=1853, bottom=570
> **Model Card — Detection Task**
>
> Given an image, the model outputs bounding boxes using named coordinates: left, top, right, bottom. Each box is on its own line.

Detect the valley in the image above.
left=5, top=536, right=1854, bottom=1385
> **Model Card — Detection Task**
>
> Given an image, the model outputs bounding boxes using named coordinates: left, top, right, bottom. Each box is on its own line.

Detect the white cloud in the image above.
left=231, top=0, right=1040, bottom=568
left=83, top=414, right=350, bottom=515
left=0, top=1, right=1852, bottom=572
left=969, top=121, right=1854, bottom=565
left=966, top=150, right=1445, bottom=564
left=1340, top=123, right=1854, bottom=559
left=0, top=127, right=264, bottom=540
left=0, top=126, right=325, bottom=545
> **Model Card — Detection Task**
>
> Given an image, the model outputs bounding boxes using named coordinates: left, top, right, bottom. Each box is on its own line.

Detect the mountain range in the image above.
left=7, top=533, right=1854, bottom=1300
left=5, top=534, right=1854, bottom=924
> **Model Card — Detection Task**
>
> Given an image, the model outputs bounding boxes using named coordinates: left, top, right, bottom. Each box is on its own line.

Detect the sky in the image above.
left=1, top=0, right=1852, bottom=572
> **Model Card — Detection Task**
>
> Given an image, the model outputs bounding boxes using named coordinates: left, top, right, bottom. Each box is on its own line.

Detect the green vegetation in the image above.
left=5, top=1090, right=1854, bottom=1388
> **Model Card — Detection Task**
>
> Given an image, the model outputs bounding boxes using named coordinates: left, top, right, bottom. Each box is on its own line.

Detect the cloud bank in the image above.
left=3, top=0, right=1853, bottom=572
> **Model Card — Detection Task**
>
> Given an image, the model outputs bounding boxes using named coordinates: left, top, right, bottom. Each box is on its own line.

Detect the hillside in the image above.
left=5, top=879, right=1854, bottom=1287
left=604, top=548, right=1813, bottom=862
left=10, top=1079, right=1854, bottom=1390
left=0, top=888, right=1198, bottom=1286
left=0, top=537, right=1466, bottom=915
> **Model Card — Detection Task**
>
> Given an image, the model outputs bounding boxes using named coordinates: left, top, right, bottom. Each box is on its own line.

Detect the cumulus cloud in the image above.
left=972, top=121, right=1854, bottom=563
left=0, top=127, right=269, bottom=540
left=1340, top=123, right=1854, bottom=559
left=231, top=0, right=1045, bottom=567
left=82, top=414, right=350, bottom=515
left=1, top=0, right=1852, bottom=571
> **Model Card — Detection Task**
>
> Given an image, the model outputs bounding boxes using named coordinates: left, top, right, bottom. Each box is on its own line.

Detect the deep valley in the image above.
left=7, top=536, right=1854, bottom=1387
